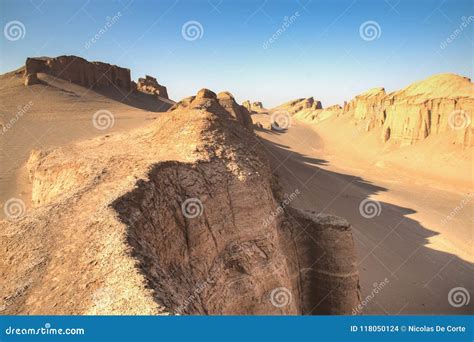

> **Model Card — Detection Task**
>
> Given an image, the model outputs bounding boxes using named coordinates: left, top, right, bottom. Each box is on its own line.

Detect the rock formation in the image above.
left=24, top=73, right=40, bottom=86
left=0, top=88, right=359, bottom=315
left=252, top=101, right=263, bottom=110
left=340, top=74, right=473, bottom=146
left=242, top=100, right=266, bottom=113
left=275, top=97, right=323, bottom=116
left=25, top=56, right=132, bottom=91
left=136, top=75, right=169, bottom=99
left=243, top=100, right=252, bottom=111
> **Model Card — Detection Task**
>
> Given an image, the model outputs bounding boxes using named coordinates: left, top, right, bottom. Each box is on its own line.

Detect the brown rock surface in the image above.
left=242, top=100, right=252, bottom=112
left=25, top=55, right=132, bottom=91
left=0, top=88, right=359, bottom=315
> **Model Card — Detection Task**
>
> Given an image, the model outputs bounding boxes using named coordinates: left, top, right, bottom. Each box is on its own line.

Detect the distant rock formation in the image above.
left=242, top=100, right=266, bottom=113
left=25, top=55, right=132, bottom=91
left=252, top=101, right=263, bottom=110
left=275, top=97, right=322, bottom=115
left=169, top=89, right=253, bottom=132
left=294, top=104, right=342, bottom=124
left=136, top=75, right=169, bottom=99
left=341, top=74, right=473, bottom=146
left=242, top=100, right=252, bottom=111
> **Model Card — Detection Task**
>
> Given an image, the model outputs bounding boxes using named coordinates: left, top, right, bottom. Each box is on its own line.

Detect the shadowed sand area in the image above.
left=253, top=117, right=473, bottom=314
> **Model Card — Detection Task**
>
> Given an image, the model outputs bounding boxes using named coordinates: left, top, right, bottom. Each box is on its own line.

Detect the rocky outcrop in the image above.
left=280, top=209, right=360, bottom=314
left=252, top=101, right=263, bottom=110
left=294, top=104, right=342, bottom=124
left=1, top=88, right=359, bottom=315
left=24, top=55, right=132, bottom=91
left=24, top=73, right=40, bottom=86
left=242, top=100, right=266, bottom=113
left=243, top=100, right=252, bottom=111
left=136, top=75, right=169, bottom=99
left=341, top=74, right=473, bottom=146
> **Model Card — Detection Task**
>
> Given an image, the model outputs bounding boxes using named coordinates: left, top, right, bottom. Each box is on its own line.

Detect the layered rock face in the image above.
left=341, top=74, right=473, bottom=146
left=1, top=88, right=359, bottom=315
left=25, top=56, right=132, bottom=91
left=136, top=75, right=169, bottom=99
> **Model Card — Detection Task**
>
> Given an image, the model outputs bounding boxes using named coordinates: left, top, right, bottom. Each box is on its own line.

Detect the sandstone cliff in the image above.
left=341, top=74, right=473, bottom=146
left=25, top=55, right=132, bottom=91
left=0, top=88, right=359, bottom=315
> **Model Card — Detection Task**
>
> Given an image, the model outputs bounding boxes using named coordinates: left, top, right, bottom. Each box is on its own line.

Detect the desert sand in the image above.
left=253, top=116, right=472, bottom=314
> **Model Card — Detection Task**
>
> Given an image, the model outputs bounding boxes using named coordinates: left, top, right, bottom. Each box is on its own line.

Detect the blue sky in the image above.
left=1, top=0, right=472, bottom=107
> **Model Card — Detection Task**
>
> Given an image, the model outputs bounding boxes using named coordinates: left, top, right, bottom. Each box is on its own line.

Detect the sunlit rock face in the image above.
left=25, top=55, right=132, bottom=91
left=341, top=74, right=473, bottom=147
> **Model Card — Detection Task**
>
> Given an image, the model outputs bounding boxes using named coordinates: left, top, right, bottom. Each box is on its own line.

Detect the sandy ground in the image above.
left=253, top=114, right=473, bottom=315
left=0, top=72, right=169, bottom=219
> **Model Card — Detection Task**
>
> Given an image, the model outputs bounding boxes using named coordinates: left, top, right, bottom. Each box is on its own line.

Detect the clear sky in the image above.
left=1, top=0, right=472, bottom=107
